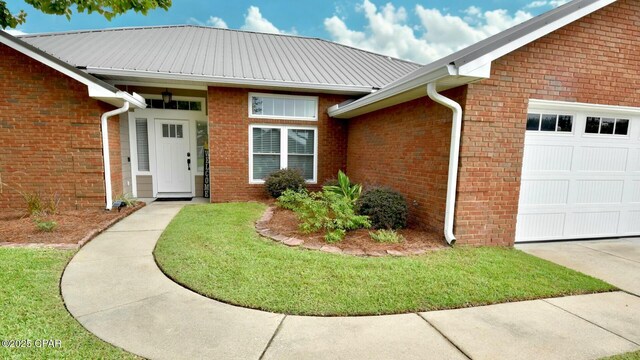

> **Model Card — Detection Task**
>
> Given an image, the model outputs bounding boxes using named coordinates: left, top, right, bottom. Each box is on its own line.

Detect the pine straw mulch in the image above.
left=266, top=207, right=446, bottom=253
left=0, top=203, right=144, bottom=246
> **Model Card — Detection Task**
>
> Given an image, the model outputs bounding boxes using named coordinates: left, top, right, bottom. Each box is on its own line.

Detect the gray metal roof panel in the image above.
left=19, top=25, right=420, bottom=90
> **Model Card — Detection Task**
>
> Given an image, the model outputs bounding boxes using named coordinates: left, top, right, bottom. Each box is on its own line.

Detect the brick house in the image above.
left=1, top=0, right=638, bottom=246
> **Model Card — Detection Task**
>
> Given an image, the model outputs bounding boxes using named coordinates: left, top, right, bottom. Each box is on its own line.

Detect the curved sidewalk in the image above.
left=62, top=202, right=640, bottom=360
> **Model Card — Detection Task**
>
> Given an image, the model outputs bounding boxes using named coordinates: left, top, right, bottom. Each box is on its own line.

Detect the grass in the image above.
left=601, top=350, right=640, bottom=360
left=0, top=248, right=137, bottom=359
left=154, top=203, right=616, bottom=316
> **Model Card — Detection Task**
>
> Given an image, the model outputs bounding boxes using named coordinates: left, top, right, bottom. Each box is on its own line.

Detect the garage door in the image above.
left=516, top=100, right=640, bottom=243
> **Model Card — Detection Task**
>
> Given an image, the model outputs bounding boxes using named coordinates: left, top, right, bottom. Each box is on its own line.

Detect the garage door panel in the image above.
left=522, top=145, right=573, bottom=172
left=574, top=180, right=625, bottom=204
left=575, top=147, right=628, bottom=172
left=566, top=211, right=620, bottom=237
left=631, top=181, right=640, bottom=203
left=516, top=213, right=565, bottom=241
left=520, top=180, right=569, bottom=205
left=621, top=211, right=640, bottom=233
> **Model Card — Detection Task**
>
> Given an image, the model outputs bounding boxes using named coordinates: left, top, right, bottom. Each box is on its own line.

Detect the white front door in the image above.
left=155, top=119, right=192, bottom=194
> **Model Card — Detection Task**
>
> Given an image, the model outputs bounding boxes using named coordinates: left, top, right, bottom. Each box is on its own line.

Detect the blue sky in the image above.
left=4, top=0, right=569, bottom=63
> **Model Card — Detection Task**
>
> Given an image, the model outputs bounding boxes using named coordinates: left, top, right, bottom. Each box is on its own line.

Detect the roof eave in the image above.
left=86, top=67, right=376, bottom=95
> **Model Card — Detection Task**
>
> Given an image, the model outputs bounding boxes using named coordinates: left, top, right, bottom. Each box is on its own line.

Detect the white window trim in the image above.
left=525, top=112, right=577, bottom=135
left=248, top=92, right=318, bottom=121
left=248, top=124, right=318, bottom=184
left=582, top=116, right=631, bottom=138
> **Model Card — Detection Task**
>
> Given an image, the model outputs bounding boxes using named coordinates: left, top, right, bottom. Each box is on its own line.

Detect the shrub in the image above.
left=323, top=170, right=362, bottom=204
left=21, top=192, right=59, bottom=216
left=369, top=229, right=405, bottom=243
left=34, top=218, right=58, bottom=232
left=265, top=168, right=306, bottom=198
left=322, top=178, right=339, bottom=187
left=278, top=189, right=371, bottom=242
left=357, top=188, right=408, bottom=229
left=114, top=193, right=139, bottom=207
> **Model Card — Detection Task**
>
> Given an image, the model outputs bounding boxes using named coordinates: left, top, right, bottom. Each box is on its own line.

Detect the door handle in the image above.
left=187, top=158, right=191, bottom=171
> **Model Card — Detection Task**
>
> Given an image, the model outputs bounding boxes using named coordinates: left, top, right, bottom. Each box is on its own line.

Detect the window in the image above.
left=249, top=93, right=318, bottom=121
left=135, top=119, right=150, bottom=172
left=161, top=124, right=183, bottom=138
left=526, top=113, right=573, bottom=132
left=196, top=121, right=208, bottom=173
left=585, top=117, right=629, bottom=135
left=144, top=99, right=202, bottom=111
left=250, top=125, right=317, bottom=182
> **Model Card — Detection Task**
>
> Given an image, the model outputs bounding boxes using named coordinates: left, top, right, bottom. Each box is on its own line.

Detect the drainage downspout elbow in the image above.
left=426, top=82, right=462, bottom=245
left=101, top=102, right=130, bottom=210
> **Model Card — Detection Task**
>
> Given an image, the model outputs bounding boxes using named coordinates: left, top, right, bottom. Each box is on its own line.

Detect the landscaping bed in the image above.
left=265, top=206, right=446, bottom=254
left=154, top=203, right=616, bottom=316
left=0, top=203, right=144, bottom=246
left=0, top=248, right=138, bottom=359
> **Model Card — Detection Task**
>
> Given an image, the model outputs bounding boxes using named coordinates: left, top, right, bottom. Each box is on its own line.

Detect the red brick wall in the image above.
left=0, top=44, right=119, bottom=211
left=208, top=87, right=349, bottom=201
left=346, top=88, right=464, bottom=232
left=457, top=0, right=640, bottom=246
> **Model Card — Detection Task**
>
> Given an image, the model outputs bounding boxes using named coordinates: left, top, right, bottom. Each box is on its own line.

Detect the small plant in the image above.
left=278, top=189, right=371, bottom=242
left=357, top=188, right=408, bottom=229
left=370, top=229, right=405, bottom=243
left=23, top=192, right=43, bottom=216
left=323, top=170, right=362, bottom=203
left=34, top=218, right=58, bottom=232
left=114, top=193, right=139, bottom=207
left=265, top=168, right=306, bottom=198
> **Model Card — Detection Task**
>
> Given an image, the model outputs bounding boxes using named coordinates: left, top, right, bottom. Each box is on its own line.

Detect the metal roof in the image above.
left=329, top=0, right=616, bottom=118
left=19, top=25, right=420, bottom=93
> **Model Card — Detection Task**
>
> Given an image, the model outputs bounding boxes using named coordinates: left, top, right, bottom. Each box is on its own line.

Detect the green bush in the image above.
left=323, top=170, right=362, bottom=204
left=277, top=190, right=370, bottom=242
left=34, top=218, right=58, bottom=232
left=357, top=188, right=408, bottom=229
left=115, top=193, right=139, bottom=207
left=370, top=229, right=405, bottom=243
left=265, top=168, right=306, bottom=198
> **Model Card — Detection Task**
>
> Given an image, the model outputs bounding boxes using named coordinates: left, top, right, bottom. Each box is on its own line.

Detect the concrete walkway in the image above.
left=62, top=202, right=640, bottom=360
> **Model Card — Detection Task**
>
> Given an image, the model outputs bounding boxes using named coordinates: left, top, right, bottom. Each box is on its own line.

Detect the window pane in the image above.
left=288, top=155, right=313, bottom=180
left=253, top=128, right=281, bottom=154
left=585, top=117, right=600, bottom=134
left=177, top=101, right=189, bottom=110
left=166, top=100, right=178, bottom=110
left=251, top=96, right=263, bottom=115
left=615, top=119, right=629, bottom=135
left=196, top=121, right=208, bottom=172
left=253, top=155, right=280, bottom=180
left=151, top=99, right=164, bottom=109
left=169, top=124, right=176, bottom=138
left=176, top=125, right=183, bottom=138
left=526, top=113, right=540, bottom=131
left=284, top=99, right=295, bottom=117
left=136, top=119, right=150, bottom=171
left=162, top=124, right=169, bottom=137
left=273, top=98, right=284, bottom=116
left=145, top=99, right=152, bottom=108
left=557, top=115, right=573, bottom=132
left=190, top=101, right=202, bottom=111
left=288, top=129, right=314, bottom=154
left=305, top=100, right=315, bottom=118
left=540, top=114, right=557, bottom=131
left=600, top=118, right=615, bottom=134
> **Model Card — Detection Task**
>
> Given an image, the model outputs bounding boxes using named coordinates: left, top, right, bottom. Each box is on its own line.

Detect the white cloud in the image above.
left=526, top=0, right=570, bottom=9
left=324, top=0, right=533, bottom=64
left=2, top=29, right=27, bottom=36
left=241, top=6, right=294, bottom=34
left=207, top=16, right=228, bottom=29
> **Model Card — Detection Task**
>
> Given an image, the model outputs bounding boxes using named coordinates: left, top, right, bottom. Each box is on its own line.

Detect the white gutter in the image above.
left=101, top=102, right=130, bottom=210
left=426, top=82, right=462, bottom=245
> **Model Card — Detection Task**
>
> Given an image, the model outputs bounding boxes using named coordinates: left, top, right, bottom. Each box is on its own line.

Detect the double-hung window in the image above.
left=250, top=125, right=317, bottom=183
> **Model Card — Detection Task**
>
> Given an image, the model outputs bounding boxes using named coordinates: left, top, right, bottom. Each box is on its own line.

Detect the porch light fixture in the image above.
left=162, top=89, right=172, bottom=104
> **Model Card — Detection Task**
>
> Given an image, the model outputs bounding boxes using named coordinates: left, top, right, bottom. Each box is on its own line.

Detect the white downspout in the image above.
left=101, top=102, right=130, bottom=210
left=427, top=82, right=462, bottom=245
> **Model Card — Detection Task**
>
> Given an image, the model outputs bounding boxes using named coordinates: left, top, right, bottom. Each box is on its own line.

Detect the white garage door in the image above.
left=516, top=100, right=640, bottom=243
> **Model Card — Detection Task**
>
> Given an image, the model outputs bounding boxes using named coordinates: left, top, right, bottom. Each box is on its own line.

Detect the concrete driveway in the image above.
left=517, top=238, right=640, bottom=296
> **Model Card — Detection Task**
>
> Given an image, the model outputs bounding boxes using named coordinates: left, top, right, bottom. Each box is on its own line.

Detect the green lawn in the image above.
left=0, top=248, right=137, bottom=360
left=601, top=350, right=640, bottom=360
left=154, top=203, right=616, bottom=316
